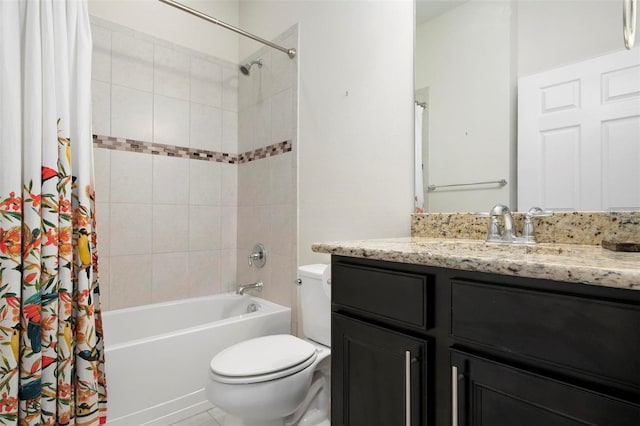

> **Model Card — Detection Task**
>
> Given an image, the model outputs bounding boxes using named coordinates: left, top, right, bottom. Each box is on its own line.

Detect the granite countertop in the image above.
left=312, top=237, right=640, bottom=291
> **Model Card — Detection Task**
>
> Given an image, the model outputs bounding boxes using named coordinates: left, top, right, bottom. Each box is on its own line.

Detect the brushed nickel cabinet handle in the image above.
left=405, top=351, right=411, bottom=426
left=452, top=365, right=459, bottom=426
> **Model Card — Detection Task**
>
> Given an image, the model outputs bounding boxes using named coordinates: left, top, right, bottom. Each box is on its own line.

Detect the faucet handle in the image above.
left=521, top=207, right=554, bottom=243
left=248, top=243, right=267, bottom=268
left=526, top=207, right=553, bottom=218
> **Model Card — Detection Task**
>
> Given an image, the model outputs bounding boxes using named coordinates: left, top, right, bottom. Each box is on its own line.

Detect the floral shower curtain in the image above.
left=0, top=1, right=106, bottom=425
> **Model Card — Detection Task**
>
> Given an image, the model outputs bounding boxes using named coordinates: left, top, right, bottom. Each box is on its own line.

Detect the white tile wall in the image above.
left=90, top=18, right=296, bottom=317
left=111, top=85, right=153, bottom=142
left=189, top=250, right=222, bottom=297
left=152, top=252, right=190, bottom=303
left=189, top=205, right=221, bottom=251
left=264, top=253, right=295, bottom=308
left=190, top=103, right=222, bottom=151
left=237, top=161, right=255, bottom=207
left=91, top=17, right=239, bottom=311
left=191, top=57, right=223, bottom=108
left=189, top=161, right=222, bottom=205
left=222, top=110, right=238, bottom=153
left=97, top=256, right=110, bottom=309
left=91, top=80, right=111, bottom=136
left=269, top=203, right=295, bottom=257
left=237, top=108, right=252, bottom=153
left=219, top=249, right=238, bottom=293
left=237, top=204, right=270, bottom=251
left=153, top=205, right=189, bottom=253
left=96, top=151, right=237, bottom=309
left=236, top=27, right=299, bottom=334
left=111, top=32, right=154, bottom=92
left=221, top=164, right=237, bottom=206
left=222, top=67, right=239, bottom=112
left=93, top=147, right=111, bottom=203
left=91, top=24, right=111, bottom=84
left=271, top=88, right=293, bottom=144
left=220, top=205, right=238, bottom=250
left=110, top=203, right=153, bottom=255
left=152, top=155, right=189, bottom=205
left=95, top=202, right=110, bottom=258
left=154, top=95, right=190, bottom=146
left=95, top=154, right=236, bottom=309
left=110, top=254, right=152, bottom=309
left=154, top=45, right=190, bottom=101
left=257, top=53, right=273, bottom=100
left=110, top=150, right=152, bottom=203
left=270, top=152, right=295, bottom=205
left=254, top=99, right=272, bottom=150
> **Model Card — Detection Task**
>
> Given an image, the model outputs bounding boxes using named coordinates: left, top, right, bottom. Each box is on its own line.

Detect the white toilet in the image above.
left=206, top=264, right=331, bottom=426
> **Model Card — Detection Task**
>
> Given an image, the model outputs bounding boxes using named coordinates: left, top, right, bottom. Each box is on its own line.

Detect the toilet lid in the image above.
left=210, top=335, right=317, bottom=384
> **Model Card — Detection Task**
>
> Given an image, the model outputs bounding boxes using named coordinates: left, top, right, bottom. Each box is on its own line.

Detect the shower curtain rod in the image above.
left=157, top=0, right=296, bottom=59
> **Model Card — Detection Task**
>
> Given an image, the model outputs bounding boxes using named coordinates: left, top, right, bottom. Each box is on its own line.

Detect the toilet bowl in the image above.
left=206, top=264, right=332, bottom=426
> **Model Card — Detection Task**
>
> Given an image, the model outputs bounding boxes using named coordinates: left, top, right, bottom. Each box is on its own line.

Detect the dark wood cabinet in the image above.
left=451, top=350, right=640, bottom=426
left=331, top=263, right=433, bottom=425
left=450, top=279, right=640, bottom=394
left=332, top=314, right=427, bottom=426
left=330, top=255, right=640, bottom=426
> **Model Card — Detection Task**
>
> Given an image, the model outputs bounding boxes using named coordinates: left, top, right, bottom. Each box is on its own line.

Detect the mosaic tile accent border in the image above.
left=238, top=141, right=291, bottom=163
left=92, top=135, right=292, bottom=164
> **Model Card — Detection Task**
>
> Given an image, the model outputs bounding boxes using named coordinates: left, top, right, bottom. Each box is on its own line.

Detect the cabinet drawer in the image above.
left=451, top=279, right=640, bottom=391
left=333, top=264, right=431, bottom=330
left=451, top=350, right=640, bottom=425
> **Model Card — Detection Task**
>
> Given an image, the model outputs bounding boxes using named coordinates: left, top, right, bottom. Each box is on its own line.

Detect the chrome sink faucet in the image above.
left=487, top=204, right=516, bottom=243
left=476, top=205, right=553, bottom=244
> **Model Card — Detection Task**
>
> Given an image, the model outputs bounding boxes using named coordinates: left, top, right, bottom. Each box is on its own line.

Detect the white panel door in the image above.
left=518, top=49, right=640, bottom=211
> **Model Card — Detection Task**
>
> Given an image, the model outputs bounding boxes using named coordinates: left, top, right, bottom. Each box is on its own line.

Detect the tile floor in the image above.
left=170, top=406, right=225, bottom=426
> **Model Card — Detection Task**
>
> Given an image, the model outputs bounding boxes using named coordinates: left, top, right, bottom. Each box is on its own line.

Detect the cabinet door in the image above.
left=518, top=48, right=640, bottom=211
left=451, top=350, right=640, bottom=426
left=332, top=313, right=428, bottom=426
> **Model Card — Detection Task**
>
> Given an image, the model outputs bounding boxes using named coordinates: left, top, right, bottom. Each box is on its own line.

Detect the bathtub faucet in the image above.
left=236, top=281, right=263, bottom=295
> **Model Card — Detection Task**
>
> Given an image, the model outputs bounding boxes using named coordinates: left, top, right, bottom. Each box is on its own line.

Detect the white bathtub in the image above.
left=103, top=293, right=291, bottom=425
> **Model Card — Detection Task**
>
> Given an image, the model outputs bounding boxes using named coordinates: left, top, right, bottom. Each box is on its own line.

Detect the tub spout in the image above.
left=236, top=281, right=263, bottom=295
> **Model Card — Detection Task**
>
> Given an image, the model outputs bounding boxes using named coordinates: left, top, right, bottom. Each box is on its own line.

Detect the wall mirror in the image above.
left=414, top=0, right=640, bottom=213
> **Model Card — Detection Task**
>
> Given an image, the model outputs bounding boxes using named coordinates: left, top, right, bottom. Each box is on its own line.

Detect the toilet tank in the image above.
left=298, top=264, right=331, bottom=347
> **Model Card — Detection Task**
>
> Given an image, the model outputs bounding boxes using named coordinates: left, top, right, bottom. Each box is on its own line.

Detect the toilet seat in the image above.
left=210, top=334, right=318, bottom=384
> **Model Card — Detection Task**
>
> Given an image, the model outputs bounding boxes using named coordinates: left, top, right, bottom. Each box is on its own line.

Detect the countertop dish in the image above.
left=312, top=237, right=640, bottom=291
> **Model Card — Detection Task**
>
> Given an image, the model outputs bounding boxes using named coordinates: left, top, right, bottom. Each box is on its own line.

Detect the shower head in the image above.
left=240, top=59, right=263, bottom=76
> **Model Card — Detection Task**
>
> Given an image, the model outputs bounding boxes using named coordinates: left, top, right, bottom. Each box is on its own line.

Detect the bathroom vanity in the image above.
left=314, top=238, right=640, bottom=426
